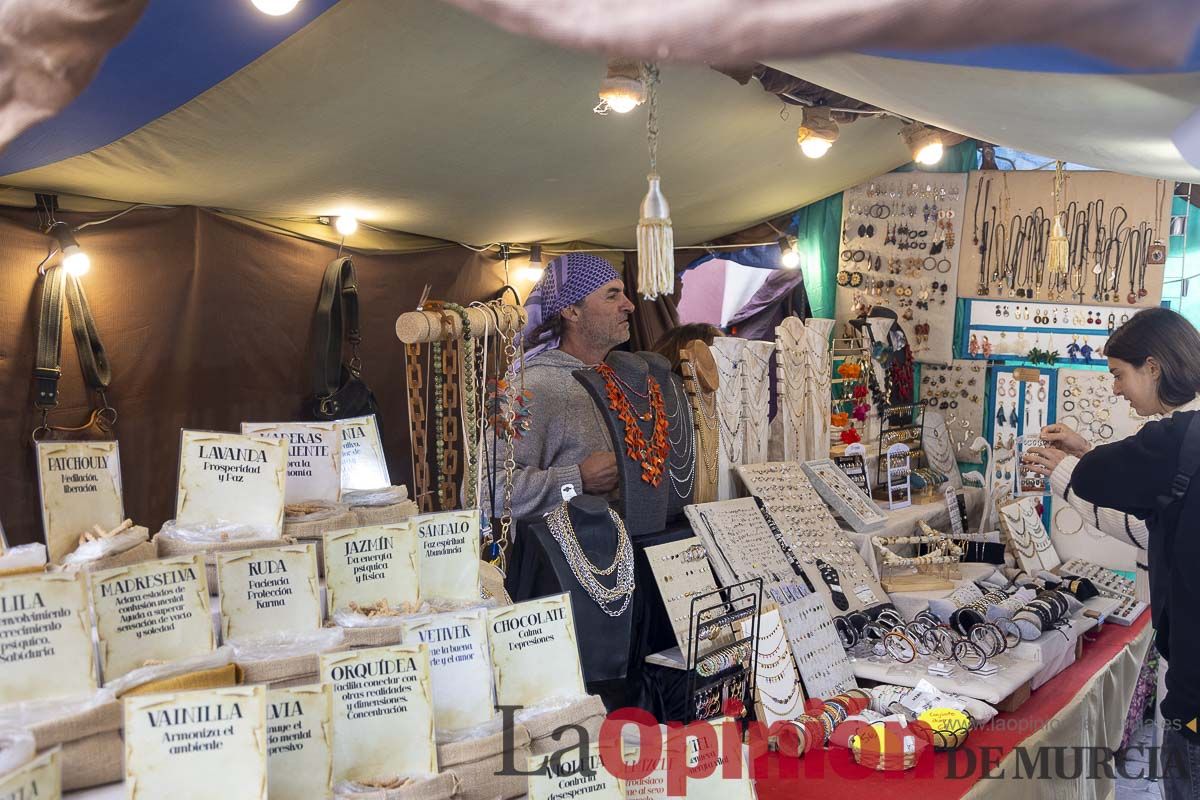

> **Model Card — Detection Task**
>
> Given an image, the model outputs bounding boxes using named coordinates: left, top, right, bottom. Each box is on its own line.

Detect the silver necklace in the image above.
left=545, top=503, right=635, bottom=617
left=667, top=379, right=696, bottom=499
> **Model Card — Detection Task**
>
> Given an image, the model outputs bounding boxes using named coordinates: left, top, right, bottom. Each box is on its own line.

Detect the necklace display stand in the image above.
left=519, top=495, right=635, bottom=690
left=709, top=338, right=748, bottom=500
left=741, top=340, right=775, bottom=465
left=639, top=351, right=694, bottom=521
left=574, top=352, right=670, bottom=536
left=681, top=340, right=720, bottom=504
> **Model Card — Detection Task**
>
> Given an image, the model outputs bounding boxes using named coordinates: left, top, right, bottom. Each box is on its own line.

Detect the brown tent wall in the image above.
left=0, top=206, right=510, bottom=546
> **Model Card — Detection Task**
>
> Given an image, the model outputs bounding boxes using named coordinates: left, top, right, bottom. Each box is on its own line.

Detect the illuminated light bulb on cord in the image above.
left=799, top=137, right=833, bottom=159
left=915, top=141, right=944, bottom=166
left=62, top=246, right=90, bottom=277
left=335, top=215, right=358, bottom=236
left=252, top=0, right=300, bottom=15
left=797, top=106, right=838, bottom=159
left=901, top=123, right=945, bottom=166
left=596, top=58, right=646, bottom=115
left=778, top=236, right=801, bottom=269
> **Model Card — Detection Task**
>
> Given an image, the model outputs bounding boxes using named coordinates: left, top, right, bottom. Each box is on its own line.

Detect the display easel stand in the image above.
left=684, top=578, right=763, bottom=723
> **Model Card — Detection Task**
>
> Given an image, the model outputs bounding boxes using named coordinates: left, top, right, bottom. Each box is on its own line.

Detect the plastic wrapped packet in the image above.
left=423, top=595, right=498, bottom=614
left=334, top=771, right=457, bottom=800
left=230, top=628, right=346, bottom=662
left=342, top=487, right=410, bottom=508
left=436, top=714, right=504, bottom=745
left=286, top=500, right=351, bottom=523
left=0, top=729, right=37, bottom=775
left=0, top=544, right=47, bottom=576
left=0, top=690, right=117, bottom=734
left=332, top=603, right=430, bottom=628
left=59, top=525, right=150, bottom=565
left=103, top=647, right=235, bottom=697
left=157, top=519, right=279, bottom=545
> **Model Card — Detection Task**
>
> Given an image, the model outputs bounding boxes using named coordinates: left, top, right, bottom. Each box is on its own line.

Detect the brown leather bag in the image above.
left=32, top=265, right=116, bottom=442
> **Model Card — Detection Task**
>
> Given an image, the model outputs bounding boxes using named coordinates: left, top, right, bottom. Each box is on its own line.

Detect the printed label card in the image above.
left=91, top=554, right=214, bottom=682
left=339, top=414, right=391, bottom=491
left=488, top=594, right=586, bottom=707
left=0, top=572, right=96, bottom=704
left=217, top=544, right=322, bottom=641
left=35, top=440, right=124, bottom=563
left=400, top=609, right=494, bottom=732
left=321, top=644, right=438, bottom=783
left=324, top=524, right=419, bottom=614
left=413, top=510, right=481, bottom=601
left=123, top=685, right=267, bottom=800
left=241, top=421, right=342, bottom=504
left=267, top=685, right=333, bottom=800
left=528, top=745, right=624, bottom=800
left=176, top=430, right=288, bottom=536
left=0, top=748, right=61, bottom=800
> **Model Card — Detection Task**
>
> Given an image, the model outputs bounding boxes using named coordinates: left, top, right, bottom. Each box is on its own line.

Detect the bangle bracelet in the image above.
left=953, top=639, right=989, bottom=671
left=884, top=631, right=917, bottom=663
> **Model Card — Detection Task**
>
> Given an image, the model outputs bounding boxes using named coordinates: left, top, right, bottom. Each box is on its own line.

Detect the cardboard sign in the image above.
left=0, top=748, right=61, bottom=800
left=324, top=524, right=419, bottom=614
left=400, top=610, right=495, bottom=732
left=35, top=440, right=124, bottom=563
left=339, top=414, right=390, bottom=491
left=217, top=544, right=322, bottom=641
left=0, top=572, right=96, bottom=704
left=123, top=686, right=267, bottom=800
left=241, top=422, right=343, bottom=504
left=321, top=644, right=438, bottom=783
left=527, top=745, right=624, bottom=800
left=487, top=595, right=586, bottom=707
left=176, top=430, right=288, bottom=536
left=413, top=509, right=481, bottom=601
left=91, top=555, right=214, bottom=682
left=267, top=685, right=333, bottom=800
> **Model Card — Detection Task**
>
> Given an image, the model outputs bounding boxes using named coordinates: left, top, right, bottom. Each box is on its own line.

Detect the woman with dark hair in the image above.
left=650, top=322, right=723, bottom=374
left=1024, top=308, right=1200, bottom=797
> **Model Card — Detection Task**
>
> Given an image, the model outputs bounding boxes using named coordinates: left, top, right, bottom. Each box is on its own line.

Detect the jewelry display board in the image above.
left=684, top=497, right=809, bottom=591
left=1054, top=368, right=1146, bottom=448
left=680, top=340, right=720, bottom=505
left=742, top=340, right=775, bottom=465
left=801, top=459, right=886, bottom=532
left=998, top=496, right=1061, bottom=574
left=709, top=338, right=748, bottom=500
left=958, top=298, right=1145, bottom=362
left=884, top=444, right=913, bottom=510
left=777, top=316, right=835, bottom=460
left=987, top=367, right=1055, bottom=459
left=734, top=461, right=888, bottom=617
left=1048, top=500, right=1140, bottom=577
left=923, top=411, right=963, bottom=488
left=833, top=453, right=870, bottom=494
left=1015, top=435, right=1050, bottom=496
left=875, top=403, right=924, bottom=487
left=918, top=360, right=986, bottom=462
left=836, top=173, right=969, bottom=365
left=645, top=537, right=724, bottom=657
left=959, top=171, right=1168, bottom=306
left=779, top=591, right=857, bottom=700
left=684, top=580, right=761, bottom=722
left=739, top=607, right=805, bottom=725
left=1058, top=558, right=1148, bottom=626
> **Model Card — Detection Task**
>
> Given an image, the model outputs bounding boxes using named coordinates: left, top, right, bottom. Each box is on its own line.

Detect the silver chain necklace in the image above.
left=546, top=503, right=635, bottom=617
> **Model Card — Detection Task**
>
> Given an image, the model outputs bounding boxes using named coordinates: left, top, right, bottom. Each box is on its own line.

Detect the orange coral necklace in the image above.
left=594, top=363, right=669, bottom=487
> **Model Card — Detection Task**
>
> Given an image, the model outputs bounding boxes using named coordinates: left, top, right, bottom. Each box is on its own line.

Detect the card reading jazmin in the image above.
left=0, top=748, right=61, bottom=800
left=91, top=554, right=214, bottom=682
left=324, top=524, right=419, bottom=614
left=267, top=685, right=333, bottom=800
left=35, top=440, right=124, bottom=563
left=400, top=609, right=494, bottom=732
left=241, top=421, right=343, bottom=504
left=175, top=430, right=288, bottom=536
left=217, top=544, right=321, bottom=641
left=0, top=572, right=96, bottom=704
left=413, top=509, right=481, bottom=601
left=487, top=594, right=586, bottom=707
left=123, top=686, right=267, bottom=800
left=528, top=745, right=624, bottom=800
left=339, top=414, right=390, bottom=491
left=321, top=644, right=438, bottom=783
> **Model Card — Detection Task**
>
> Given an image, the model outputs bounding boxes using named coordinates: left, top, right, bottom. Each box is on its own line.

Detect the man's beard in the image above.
left=581, top=315, right=631, bottom=350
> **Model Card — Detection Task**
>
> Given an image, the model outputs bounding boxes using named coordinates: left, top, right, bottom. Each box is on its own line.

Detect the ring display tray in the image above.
left=801, top=458, right=886, bottom=532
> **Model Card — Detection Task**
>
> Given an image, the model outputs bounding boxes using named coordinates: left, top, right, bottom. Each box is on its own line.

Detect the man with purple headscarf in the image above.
left=486, top=252, right=634, bottom=520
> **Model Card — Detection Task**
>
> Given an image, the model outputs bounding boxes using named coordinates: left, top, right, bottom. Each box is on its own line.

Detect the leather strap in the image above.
left=312, top=256, right=362, bottom=399
left=1156, top=412, right=1200, bottom=515
left=34, top=265, right=112, bottom=411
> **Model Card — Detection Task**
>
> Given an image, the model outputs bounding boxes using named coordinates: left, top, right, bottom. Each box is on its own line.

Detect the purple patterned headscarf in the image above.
left=522, top=253, right=621, bottom=361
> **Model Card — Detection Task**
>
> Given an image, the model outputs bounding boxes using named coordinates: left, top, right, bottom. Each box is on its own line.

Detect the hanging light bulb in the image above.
left=902, top=123, right=945, bottom=166
left=48, top=222, right=90, bottom=276
left=334, top=215, right=358, bottom=236
left=517, top=245, right=545, bottom=282
left=252, top=0, right=300, bottom=15
left=778, top=236, right=801, bottom=269
left=596, top=58, right=646, bottom=114
left=796, top=106, right=839, bottom=159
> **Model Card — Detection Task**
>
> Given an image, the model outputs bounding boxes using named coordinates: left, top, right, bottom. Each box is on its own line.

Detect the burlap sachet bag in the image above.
left=338, top=624, right=405, bottom=649
left=440, top=726, right=531, bottom=800
left=520, top=696, right=608, bottom=756
left=28, top=699, right=122, bottom=791
left=154, top=528, right=295, bottom=591
left=344, top=487, right=419, bottom=528
left=238, top=652, right=323, bottom=688
left=283, top=501, right=357, bottom=576
left=336, top=771, right=459, bottom=800
left=63, top=539, right=157, bottom=574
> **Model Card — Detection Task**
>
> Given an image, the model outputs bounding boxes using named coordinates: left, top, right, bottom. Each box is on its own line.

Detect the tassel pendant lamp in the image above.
left=1046, top=161, right=1070, bottom=298
left=637, top=64, right=674, bottom=300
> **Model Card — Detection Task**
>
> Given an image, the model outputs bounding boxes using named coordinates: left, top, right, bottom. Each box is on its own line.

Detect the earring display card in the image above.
left=684, top=498, right=809, bottom=590
left=338, top=414, right=391, bottom=491
left=734, top=462, right=887, bottom=617
left=884, top=444, right=913, bottom=511
left=35, top=440, right=125, bottom=564
left=646, top=537, right=725, bottom=656
left=739, top=608, right=805, bottom=725
left=836, top=173, right=968, bottom=365
left=998, top=497, right=1061, bottom=574
left=801, top=459, right=886, bottom=532
left=959, top=299, right=1144, bottom=362
left=919, top=360, right=986, bottom=462
left=834, top=453, right=871, bottom=494
left=776, top=592, right=857, bottom=700
left=176, top=430, right=288, bottom=537
left=1014, top=435, right=1050, bottom=496
left=1054, top=368, right=1147, bottom=448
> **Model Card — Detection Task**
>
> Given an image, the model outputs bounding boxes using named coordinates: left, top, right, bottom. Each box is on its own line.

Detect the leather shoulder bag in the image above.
left=309, top=255, right=379, bottom=420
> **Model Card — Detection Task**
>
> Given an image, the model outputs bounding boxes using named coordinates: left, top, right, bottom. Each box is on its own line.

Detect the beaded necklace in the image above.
left=594, top=363, right=669, bottom=487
